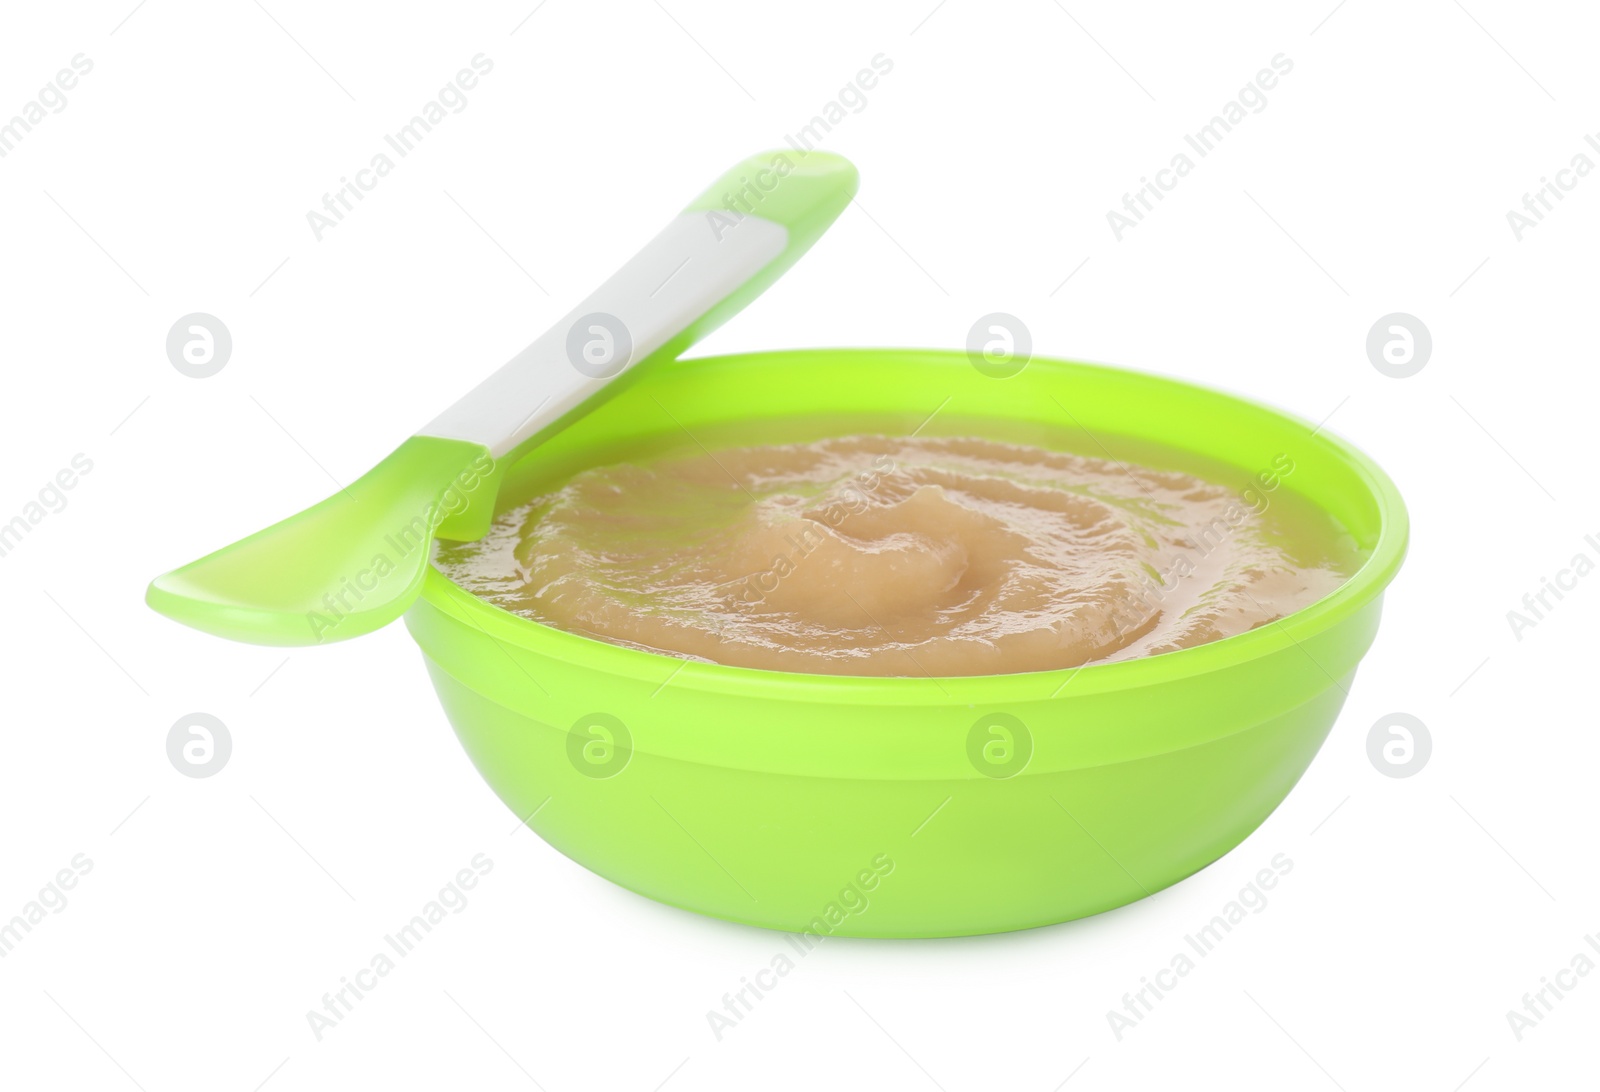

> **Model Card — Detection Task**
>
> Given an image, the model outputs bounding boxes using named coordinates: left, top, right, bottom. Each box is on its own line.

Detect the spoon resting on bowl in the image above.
left=147, top=151, right=858, bottom=646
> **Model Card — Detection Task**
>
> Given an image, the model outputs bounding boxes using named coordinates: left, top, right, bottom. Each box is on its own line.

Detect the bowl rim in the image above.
left=416, top=348, right=1408, bottom=706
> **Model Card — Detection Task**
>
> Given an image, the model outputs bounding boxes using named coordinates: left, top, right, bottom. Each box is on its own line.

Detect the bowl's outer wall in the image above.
left=417, top=646, right=1360, bottom=937
left=406, top=350, right=1407, bottom=935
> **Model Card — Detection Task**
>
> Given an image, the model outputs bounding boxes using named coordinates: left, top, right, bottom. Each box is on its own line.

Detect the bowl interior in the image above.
left=424, top=348, right=1407, bottom=697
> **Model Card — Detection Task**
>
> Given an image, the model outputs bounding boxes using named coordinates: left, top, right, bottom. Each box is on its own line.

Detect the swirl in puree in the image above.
left=434, top=434, right=1354, bottom=676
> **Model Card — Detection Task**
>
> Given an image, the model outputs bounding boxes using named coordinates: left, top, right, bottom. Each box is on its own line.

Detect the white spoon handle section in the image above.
left=421, top=210, right=786, bottom=458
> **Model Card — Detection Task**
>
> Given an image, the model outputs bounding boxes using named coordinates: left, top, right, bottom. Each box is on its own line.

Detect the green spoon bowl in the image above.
left=407, top=347, right=1408, bottom=938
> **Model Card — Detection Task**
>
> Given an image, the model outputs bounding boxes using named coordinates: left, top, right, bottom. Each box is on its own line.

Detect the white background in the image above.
left=1, top=0, right=1595, bottom=1088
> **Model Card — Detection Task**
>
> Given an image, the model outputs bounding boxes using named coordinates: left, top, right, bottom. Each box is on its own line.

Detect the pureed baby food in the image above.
left=434, top=430, right=1357, bottom=677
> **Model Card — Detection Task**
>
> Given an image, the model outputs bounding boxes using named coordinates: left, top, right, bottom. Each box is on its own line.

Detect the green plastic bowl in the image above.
left=405, top=349, right=1407, bottom=938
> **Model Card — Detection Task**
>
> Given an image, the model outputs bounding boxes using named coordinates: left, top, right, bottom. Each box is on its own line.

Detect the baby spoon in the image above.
left=147, top=151, right=858, bottom=645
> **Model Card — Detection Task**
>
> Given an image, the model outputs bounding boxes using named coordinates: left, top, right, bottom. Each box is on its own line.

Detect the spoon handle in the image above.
left=420, top=152, right=858, bottom=461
